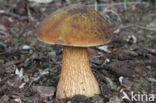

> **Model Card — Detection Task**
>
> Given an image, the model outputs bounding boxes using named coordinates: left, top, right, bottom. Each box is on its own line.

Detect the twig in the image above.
left=124, top=0, right=127, bottom=10
left=135, top=25, right=156, bottom=31
left=0, top=9, right=28, bottom=20
left=119, top=24, right=156, bottom=31
left=94, top=0, right=98, bottom=11
left=103, top=8, right=122, bottom=23
left=71, top=2, right=149, bottom=7
left=26, top=1, right=34, bottom=21
left=0, top=30, right=10, bottom=36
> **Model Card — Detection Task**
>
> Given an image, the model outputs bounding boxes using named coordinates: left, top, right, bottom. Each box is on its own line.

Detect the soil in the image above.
left=0, top=0, right=156, bottom=103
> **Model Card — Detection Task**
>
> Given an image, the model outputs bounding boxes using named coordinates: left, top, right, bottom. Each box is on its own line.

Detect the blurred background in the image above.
left=0, top=0, right=156, bottom=103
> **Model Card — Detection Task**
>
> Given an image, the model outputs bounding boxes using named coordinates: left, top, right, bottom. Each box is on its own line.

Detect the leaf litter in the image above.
left=0, top=0, right=156, bottom=103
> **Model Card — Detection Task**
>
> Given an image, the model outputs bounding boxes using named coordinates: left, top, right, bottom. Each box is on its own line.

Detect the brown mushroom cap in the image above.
left=37, top=5, right=111, bottom=47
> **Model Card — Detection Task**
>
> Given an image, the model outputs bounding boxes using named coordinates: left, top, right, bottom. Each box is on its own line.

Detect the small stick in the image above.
left=72, top=2, right=149, bottom=7
left=0, top=9, right=28, bottom=20
left=0, top=30, right=10, bottom=36
left=103, top=8, right=122, bottom=23
left=119, top=24, right=156, bottom=31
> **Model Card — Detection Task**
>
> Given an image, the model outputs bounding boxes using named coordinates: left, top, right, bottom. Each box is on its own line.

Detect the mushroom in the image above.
left=37, top=5, right=111, bottom=98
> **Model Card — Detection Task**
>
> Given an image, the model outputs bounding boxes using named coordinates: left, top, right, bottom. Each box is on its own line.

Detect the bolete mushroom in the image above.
left=37, top=5, right=111, bottom=98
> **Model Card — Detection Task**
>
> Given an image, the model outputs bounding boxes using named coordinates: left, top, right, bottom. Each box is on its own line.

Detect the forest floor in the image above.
left=0, top=0, right=156, bottom=103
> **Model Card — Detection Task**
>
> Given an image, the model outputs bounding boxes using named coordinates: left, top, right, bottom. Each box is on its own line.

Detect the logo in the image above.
left=120, top=89, right=155, bottom=102
left=120, top=89, right=131, bottom=101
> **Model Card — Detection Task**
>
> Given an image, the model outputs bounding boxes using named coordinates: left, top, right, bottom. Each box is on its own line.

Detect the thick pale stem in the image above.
left=56, top=46, right=100, bottom=98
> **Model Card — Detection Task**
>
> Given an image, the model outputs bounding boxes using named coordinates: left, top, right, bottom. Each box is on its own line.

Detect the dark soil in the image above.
left=0, top=0, right=156, bottom=103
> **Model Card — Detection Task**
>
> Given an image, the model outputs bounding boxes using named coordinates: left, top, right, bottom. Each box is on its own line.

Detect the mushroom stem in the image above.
left=56, top=46, right=100, bottom=98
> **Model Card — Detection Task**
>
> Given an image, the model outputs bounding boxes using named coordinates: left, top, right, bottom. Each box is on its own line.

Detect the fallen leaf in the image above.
left=22, top=45, right=30, bottom=50
left=97, top=45, right=111, bottom=53
left=0, top=95, right=9, bottom=103
left=0, top=24, right=8, bottom=31
left=109, top=61, right=133, bottom=77
left=7, top=76, right=22, bottom=88
left=32, top=86, right=55, bottom=97
left=15, top=68, right=23, bottom=79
